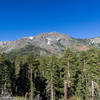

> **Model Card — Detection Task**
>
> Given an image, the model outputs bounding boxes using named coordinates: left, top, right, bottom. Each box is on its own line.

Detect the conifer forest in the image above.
left=1, top=48, right=100, bottom=100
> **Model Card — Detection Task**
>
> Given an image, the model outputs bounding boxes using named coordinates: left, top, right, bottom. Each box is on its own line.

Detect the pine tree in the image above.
left=46, top=56, right=55, bottom=100
left=54, top=58, right=65, bottom=100
left=76, top=51, right=89, bottom=99
left=62, top=49, right=79, bottom=97
left=0, top=54, right=11, bottom=94
left=26, top=52, right=40, bottom=100
left=16, top=62, right=30, bottom=96
left=45, top=56, right=64, bottom=100
left=14, top=56, right=22, bottom=77
left=86, top=49, right=100, bottom=98
left=39, top=57, right=49, bottom=77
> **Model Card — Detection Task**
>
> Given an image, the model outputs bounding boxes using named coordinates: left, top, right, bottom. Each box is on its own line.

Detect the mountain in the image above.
left=0, top=32, right=100, bottom=57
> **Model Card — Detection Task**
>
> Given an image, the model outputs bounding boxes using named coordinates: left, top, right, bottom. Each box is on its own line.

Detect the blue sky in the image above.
left=0, top=0, right=100, bottom=41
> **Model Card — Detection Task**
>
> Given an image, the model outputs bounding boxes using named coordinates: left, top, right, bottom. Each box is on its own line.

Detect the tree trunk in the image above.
left=30, top=69, right=33, bottom=100
left=50, top=65, right=53, bottom=100
left=25, top=92, right=28, bottom=100
left=37, top=93, right=40, bottom=100
left=67, top=57, right=70, bottom=81
left=64, top=81, right=68, bottom=100
left=67, top=57, right=70, bottom=89
left=92, top=81, right=95, bottom=100
left=83, top=59, right=88, bottom=99
left=51, top=83, right=53, bottom=100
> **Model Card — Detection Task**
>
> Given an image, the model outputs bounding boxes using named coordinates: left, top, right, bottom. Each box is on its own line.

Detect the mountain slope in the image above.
left=0, top=32, right=100, bottom=57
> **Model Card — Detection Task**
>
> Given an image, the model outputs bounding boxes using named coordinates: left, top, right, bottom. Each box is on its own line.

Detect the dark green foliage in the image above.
left=0, top=54, right=12, bottom=94
left=1, top=49, right=100, bottom=100
left=16, top=62, right=30, bottom=96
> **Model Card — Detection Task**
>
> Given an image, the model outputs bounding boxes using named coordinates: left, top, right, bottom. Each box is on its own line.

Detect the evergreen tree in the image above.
left=45, top=56, right=55, bottom=100
left=0, top=54, right=11, bottom=94
left=54, top=58, right=65, bottom=100
left=45, top=56, right=64, bottom=100
left=39, top=57, right=49, bottom=77
left=16, top=62, right=30, bottom=96
left=26, top=52, right=40, bottom=100
left=76, top=51, right=89, bottom=99
left=14, top=56, right=22, bottom=77
left=62, top=49, right=79, bottom=96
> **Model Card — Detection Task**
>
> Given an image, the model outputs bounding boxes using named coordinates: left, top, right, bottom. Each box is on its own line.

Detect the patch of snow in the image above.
left=28, top=37, right=34, bottom=40
left=91, top=40, right=95, bottom=44
left=90, top=38, right=100, bottom=44
left=56, top=37, right=60, bottom=41
left=47, top=38, right=51, bottom=45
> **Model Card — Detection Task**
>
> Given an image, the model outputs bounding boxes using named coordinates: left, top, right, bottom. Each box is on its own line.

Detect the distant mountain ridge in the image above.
left=0, top=32, right=100, bottom=57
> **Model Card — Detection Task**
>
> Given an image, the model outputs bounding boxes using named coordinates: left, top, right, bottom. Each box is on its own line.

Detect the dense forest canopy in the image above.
left=0, top=48, right=100, bottom=100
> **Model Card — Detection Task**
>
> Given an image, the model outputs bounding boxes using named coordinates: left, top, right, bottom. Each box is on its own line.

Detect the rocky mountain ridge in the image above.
left=0, top=32, right=100, bottom=56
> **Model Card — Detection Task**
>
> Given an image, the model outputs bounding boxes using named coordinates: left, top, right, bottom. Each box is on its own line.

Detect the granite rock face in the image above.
left=0, top=32, right=100, bottom=56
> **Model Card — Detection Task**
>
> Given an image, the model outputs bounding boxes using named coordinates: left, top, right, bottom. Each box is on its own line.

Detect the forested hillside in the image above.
left=0, top=48, right=100, bottom=100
